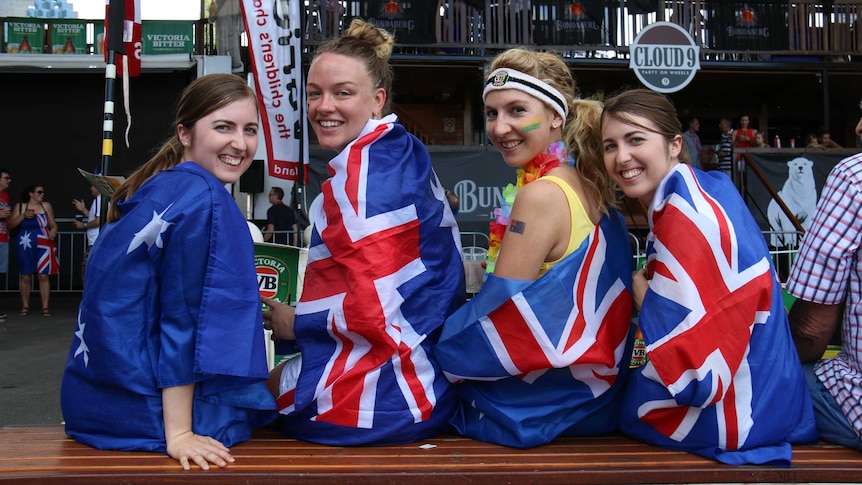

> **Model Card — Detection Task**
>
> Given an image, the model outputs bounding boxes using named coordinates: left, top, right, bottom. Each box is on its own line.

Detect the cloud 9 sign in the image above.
left=630, top=22, right=700, bottom=93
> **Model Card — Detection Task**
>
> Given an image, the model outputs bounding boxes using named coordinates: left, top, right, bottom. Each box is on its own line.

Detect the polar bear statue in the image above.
left=767, top=157, right=817, bottom=248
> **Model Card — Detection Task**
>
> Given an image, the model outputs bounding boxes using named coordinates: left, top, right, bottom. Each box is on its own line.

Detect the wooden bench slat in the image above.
left=1, top=425, right=860, bottom=484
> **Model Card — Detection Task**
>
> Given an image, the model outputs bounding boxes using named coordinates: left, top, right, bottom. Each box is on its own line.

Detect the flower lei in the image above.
left=486, top=141, right=574, bottom=273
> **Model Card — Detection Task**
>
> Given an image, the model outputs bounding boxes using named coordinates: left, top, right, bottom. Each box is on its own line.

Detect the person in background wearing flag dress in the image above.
left=263, top=19, right=464, bottom=446
left=785, top=104, right=862, bottom=451
left=8, top=184, right=58, bottom=317
left=0, top=169, right=12, bottom=320
left=602, top=89, right=817, bottom=466
left=433, top=48, right=634, bottom=448
left=60, top=74, right=276, bottom=471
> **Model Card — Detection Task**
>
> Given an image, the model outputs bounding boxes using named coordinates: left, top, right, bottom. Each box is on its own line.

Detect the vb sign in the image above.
left=254, top=243, right=301, bottom=305
left=630, top=22, right=700, bottom=93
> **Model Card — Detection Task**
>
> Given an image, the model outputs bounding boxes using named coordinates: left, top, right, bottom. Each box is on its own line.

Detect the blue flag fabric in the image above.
left=275, top=115, right=465, bottom=445
left=61, top=162, right=276, bottom=453
left=435, top=211, right=634, bottom=448
left=620, top=165, right=817, bottom=466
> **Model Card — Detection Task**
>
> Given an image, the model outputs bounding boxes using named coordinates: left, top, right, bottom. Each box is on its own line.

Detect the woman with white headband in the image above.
left=435, top=48, right=635, bottom=448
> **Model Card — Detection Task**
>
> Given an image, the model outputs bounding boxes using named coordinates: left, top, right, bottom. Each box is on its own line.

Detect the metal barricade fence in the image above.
left=631, top=231, right=800, bottom=285
left=259, top=230, right=304, bottom=247
left=460, top=231, right=489, bottom=249
left=1, top=230, right=89, bottom=293
left=0, top=229, right=800, bottom=294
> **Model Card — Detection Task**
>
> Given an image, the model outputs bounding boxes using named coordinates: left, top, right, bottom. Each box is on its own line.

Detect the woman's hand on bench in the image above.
left=166, top=430, right=235, bottom=471
left=163, top=384, right=235, bottom=470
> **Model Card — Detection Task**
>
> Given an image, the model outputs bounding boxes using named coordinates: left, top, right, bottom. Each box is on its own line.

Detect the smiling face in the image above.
left=177, top=96, right=259, bottom=185
left=602, top=113, right=681, bottom=205
left=484, top=89, right=562, bottom=168
left=306, top=52, right=386, bottom=152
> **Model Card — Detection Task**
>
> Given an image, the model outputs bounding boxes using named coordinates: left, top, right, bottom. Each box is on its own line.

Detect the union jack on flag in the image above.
left=276, top=115, right=463, bottom=445
left=435, top=211, right=634, bottom=447
left=37, top=234, right=59, bottom=275
left=620, top=165, right=816, bottom=466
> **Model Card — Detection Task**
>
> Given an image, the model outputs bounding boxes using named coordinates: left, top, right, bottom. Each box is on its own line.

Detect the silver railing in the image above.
left=460, top=231, right=490, bottom=249
left=2, top=229, right=88, bottom=293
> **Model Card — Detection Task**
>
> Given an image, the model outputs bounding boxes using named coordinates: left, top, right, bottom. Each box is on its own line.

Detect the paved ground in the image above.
left=0, top=292, right=81, bottom=426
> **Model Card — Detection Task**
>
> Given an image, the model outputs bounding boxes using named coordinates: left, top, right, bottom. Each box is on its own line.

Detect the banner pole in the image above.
left=98, top=48, right=118, bottom=227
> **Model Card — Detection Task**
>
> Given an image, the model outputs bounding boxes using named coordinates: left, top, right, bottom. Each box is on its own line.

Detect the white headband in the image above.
left=483, top=68, right=569, bottom=121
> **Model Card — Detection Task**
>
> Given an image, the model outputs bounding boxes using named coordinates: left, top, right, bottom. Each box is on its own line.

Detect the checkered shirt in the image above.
left=787, top=152, right=862, bottom=439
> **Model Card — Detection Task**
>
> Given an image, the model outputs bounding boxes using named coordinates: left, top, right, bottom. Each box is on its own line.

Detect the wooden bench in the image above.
left=1, top=425, right=860, bottom=484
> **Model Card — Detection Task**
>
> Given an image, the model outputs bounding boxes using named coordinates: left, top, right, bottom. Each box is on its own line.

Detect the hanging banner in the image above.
left=360, top=1, right=433, bottom=44
left=51, top=20, right=87, bottom=54
left=141, top=20, right=194, bottom=55
left=5, top=18, right=44, bottom=54
left=707, top=1, right=789, bottom=51
left=105, top=0, right=142, bottom=77
left=534, top=0, right=607, bottom=46
left=241, top=0, right=306, bottom=182
left=743, top=149, right=853, bottom=247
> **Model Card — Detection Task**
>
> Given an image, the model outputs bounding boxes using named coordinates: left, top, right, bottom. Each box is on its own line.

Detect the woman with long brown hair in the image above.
left=61, top=73, right=276, bottom=470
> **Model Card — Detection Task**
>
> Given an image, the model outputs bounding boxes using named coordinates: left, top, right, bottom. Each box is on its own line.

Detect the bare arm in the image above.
left=8, top=203, right=22, bottom=230
left=788, top=298, right=843, bottom=363
left=43, top=202, right=58, bottom=239
left=492, top=180, right=569, bottom=280
left=162, top=384, right=235, bottom=470
left=632, top=267, right=649, bottom=311
left=88, top=212, right=101, bottom=229
left=263, top=223, right=274, bottom=242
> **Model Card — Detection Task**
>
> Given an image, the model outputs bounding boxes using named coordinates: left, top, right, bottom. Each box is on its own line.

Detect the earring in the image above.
left=552, top=122, right=560, bottom=129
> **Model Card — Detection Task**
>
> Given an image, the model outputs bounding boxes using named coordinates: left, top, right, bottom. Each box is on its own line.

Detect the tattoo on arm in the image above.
left=509, top=219, right=526, bottom=234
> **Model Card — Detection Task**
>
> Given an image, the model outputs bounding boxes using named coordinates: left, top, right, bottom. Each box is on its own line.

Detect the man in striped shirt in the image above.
left=786, top=106, right=862, bottom=451
left=717, top=118, right=734, bottom=176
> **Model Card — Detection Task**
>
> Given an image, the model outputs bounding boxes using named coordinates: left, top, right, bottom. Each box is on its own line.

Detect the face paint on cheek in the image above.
left=519, top=117, right=542, bottom=133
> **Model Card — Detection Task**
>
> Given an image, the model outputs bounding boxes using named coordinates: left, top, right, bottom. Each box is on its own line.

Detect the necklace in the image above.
left=486, top=141, right=574, bottom=273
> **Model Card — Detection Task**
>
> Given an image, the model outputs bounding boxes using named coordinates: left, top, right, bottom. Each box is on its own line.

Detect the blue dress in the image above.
left=61, top=162, right=276, bottom=453
left=15, top=209, right=58, bottom=275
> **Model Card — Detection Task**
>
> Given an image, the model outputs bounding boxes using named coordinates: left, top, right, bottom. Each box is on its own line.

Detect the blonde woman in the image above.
left=434, top=48, right=634, bottom=448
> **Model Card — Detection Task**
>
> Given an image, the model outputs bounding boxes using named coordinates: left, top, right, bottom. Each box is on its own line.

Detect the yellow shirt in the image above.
left=537, top=175, right=595, bottom=277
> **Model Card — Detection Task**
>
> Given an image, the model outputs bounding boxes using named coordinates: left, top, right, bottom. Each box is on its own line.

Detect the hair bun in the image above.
left=345, top=19, right=394, bottom=61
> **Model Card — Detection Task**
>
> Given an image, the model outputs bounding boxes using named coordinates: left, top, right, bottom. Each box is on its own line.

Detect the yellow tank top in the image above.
left=538, top=175, right=595, bottom=277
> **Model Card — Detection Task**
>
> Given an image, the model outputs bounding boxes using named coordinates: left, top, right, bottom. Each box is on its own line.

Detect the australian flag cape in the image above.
left=435, top=210, right=634, bottom=448
left=620, top=164, right=817, bottom=466
left=276, top=114, right=465, bottom=445
left=61, top=162, right=276, bottom=453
